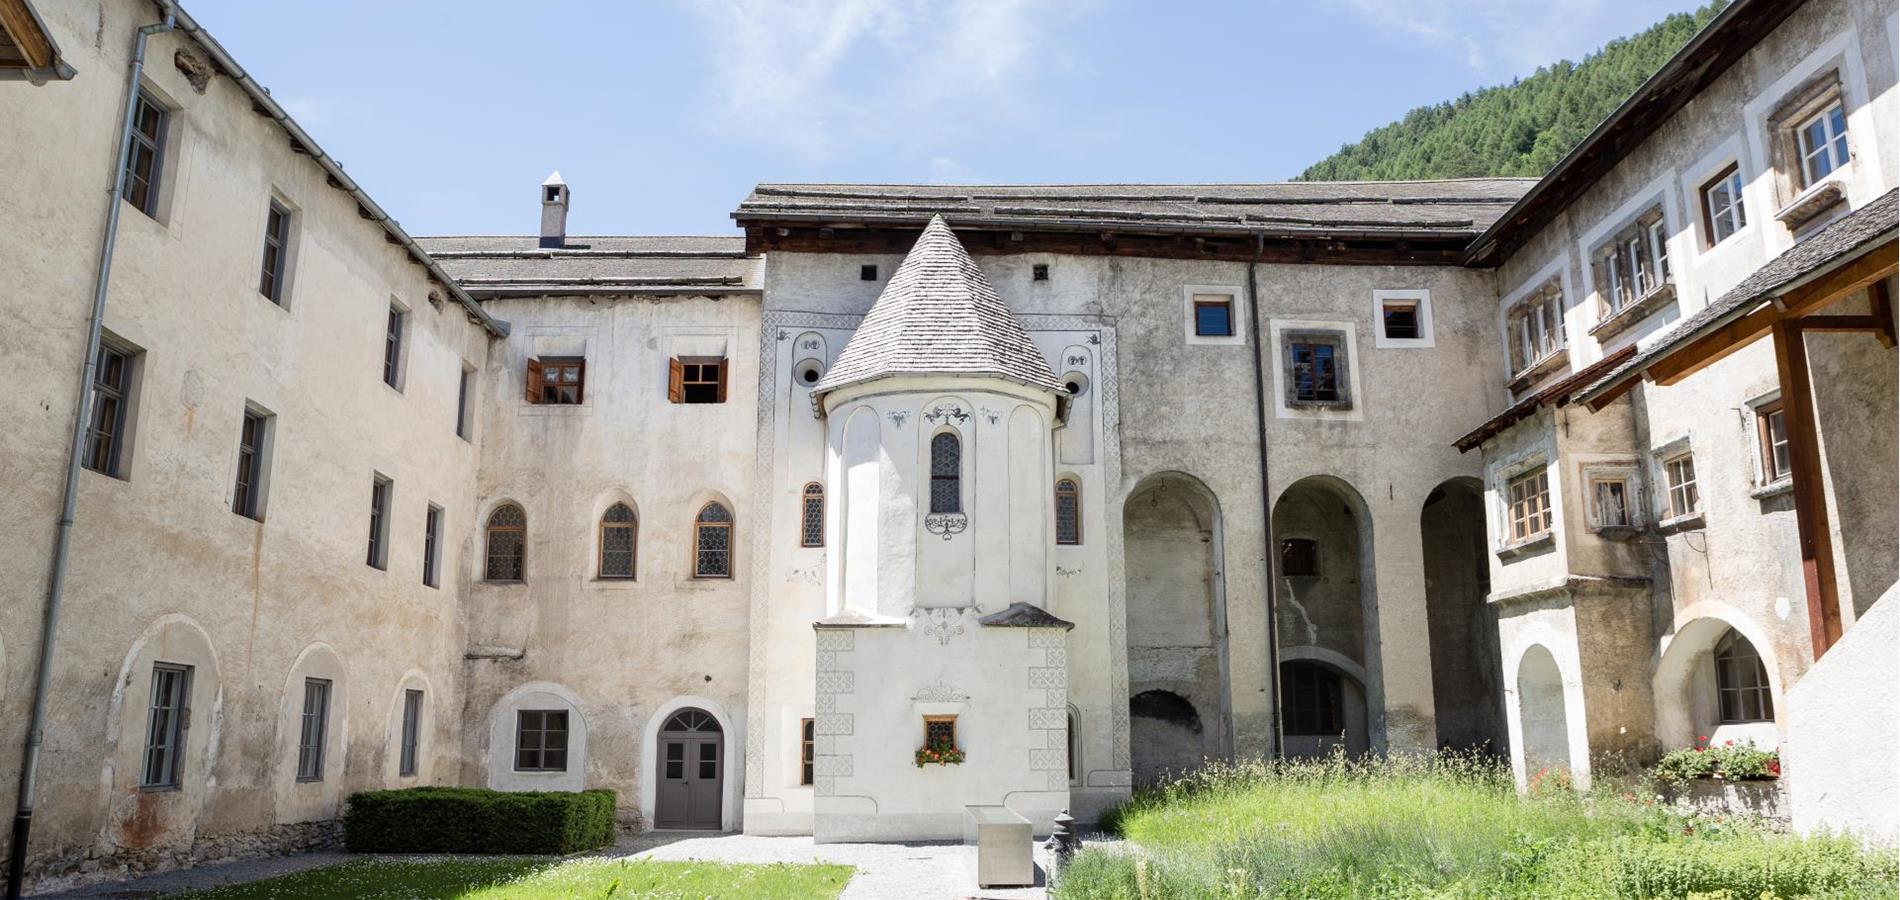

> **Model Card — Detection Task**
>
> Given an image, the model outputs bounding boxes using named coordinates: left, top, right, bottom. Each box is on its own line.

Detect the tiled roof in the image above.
left=812, top=216, right=1064, bottom=400
left=1451, top=345, right=1636, bottom=452
left=734, top=180, right=1536, bottom=239
left=414, top=235, right=760, bottom=297
left=1574, top=190, right=1898, bottom=406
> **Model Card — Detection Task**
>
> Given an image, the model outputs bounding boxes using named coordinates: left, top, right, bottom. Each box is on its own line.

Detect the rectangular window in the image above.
left=296, top=678, right=330, bottom=782
left=1283, top=663, right=1343, bottom=736
left=85, top=344, right=134, bottom=477
left=1507, top=468, right=1551, bottom=543
left=366, top=475, right=391, bottom=570
left=1797, top=102, right=1849, bottom=187
left=399, top=689, right=423, bottom=777
left=1592, top=478, right=1631, bottom=528
left=1280, top=537, right=1319, bottom=577
left=232, top=409, right=269, bottom=520
left=455, top=366, right=474, bottom=439
left=124, top=91, right=167, bottom=217
left=1757, top=402, right=1790, bottom=484
left=1665, top=454, right=1700, bottom=519
left=515, top=710, right=569, bottom=772
left=1701, top=165, right=1747, bottom=247
left=1192, top=295, right=1234, bottom=337
left=1381, top=300, right=1420, bottom=340
left=259, top=201, right=290, bottom=303
left=1593, top=208, right=1670, bottom=318
left=800, top=718, right=815, bottom=786
left=525, top=357, right=585, bottom=405
left=141, top=663, right=191, bottom=789
left=1283, top=331, right=1351, bottom=408
left=423, top=504, right=442, bottom=588
left=923, top=715, right=957, bottom=749
left=668, top=357, right=727, bottom=404
left=1507, top=281, right=1566, bottom=377
left=383, top=306, right=405, bottom=389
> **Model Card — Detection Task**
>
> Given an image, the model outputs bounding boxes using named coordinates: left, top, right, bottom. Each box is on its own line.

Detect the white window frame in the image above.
left=1182, top=285, right=1246, bottom=346
left=1796, top=101, right=1850, bottom=187
left=1663, top=452, right=1700, bottom=520
left=1372, top=289, right=1433, bottom=348
left=1700, top=164, right=1749, bottom=248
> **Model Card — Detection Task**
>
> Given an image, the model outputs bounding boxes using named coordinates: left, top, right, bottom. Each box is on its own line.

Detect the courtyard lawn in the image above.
left=176, top=857, right=854, bottom=899
left=1057, top=753, right=1899, bottom=900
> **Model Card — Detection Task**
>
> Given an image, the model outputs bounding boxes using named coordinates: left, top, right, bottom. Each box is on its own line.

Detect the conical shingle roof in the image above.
left=813, top=216, right=1063, bottom=401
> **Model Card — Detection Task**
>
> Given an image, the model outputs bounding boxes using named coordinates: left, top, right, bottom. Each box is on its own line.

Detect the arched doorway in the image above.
left=1128, top=689, right=1204, bottom=783
left=654, top=708, right=723, bottom=829
left=1122, top=473, right=1230, bottom=785
left=1420, top=478, right=1506, bottom=755
left=1271, top=475, right=1385, bottom=751
left=1516, top=645, right=1570, bottom=777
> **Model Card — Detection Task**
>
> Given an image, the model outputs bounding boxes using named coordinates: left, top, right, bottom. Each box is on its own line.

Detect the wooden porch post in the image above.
left=1771, top=318, right=1843, bottom=657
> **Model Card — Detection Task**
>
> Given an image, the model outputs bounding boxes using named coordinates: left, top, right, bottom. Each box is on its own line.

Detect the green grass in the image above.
left=1058, top=753, right=1899, bottom=900
left=175, top=857, right=854, bottom=899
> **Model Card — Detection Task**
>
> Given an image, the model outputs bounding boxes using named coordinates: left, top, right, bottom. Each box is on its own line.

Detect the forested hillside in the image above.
left=1300, top=2, right=1725, bottom=181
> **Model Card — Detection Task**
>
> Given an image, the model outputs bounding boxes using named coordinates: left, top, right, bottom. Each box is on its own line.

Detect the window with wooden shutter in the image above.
left=673, top=357, right=727, bottom=404
left=524, top=359, right=545, bottom=403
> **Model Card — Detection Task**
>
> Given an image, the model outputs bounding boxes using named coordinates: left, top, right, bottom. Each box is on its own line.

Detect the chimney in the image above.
left=539, top=171, right=569, bottom=248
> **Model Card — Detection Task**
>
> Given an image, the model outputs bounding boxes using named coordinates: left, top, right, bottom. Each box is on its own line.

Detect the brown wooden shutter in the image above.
left=573, top=359, right=586, bottom=404
left=715, top=358, right=729, bottom=403
left=524, top=358, right=543, bottom=404
left=667, top=358, right=684, bottom=404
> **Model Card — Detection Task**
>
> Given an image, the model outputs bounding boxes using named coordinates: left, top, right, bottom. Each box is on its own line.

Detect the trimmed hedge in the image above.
left=344, top=787, right=616, bottom=855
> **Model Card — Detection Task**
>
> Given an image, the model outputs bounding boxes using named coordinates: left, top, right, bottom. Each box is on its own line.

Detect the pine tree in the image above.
left=1299, top=2, right=1725, bottom=181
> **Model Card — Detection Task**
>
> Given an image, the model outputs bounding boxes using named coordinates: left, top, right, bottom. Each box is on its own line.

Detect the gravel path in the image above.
left=613, top=831, right=1053, bottom=899
left=32, top=832, right=1062, bottom=899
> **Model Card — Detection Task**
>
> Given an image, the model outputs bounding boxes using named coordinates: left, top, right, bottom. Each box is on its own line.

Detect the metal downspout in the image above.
left=1245, top=233, right=1284, bottom=759
left=5, top=6, right=177, bottom=897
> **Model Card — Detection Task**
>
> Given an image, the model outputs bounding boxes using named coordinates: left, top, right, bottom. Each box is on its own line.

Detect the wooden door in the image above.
left=654, top=709, right=723, bottom=830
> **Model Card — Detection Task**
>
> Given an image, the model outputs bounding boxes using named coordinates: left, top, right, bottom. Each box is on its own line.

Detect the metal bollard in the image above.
left=1043, top=808, right=1079, bottom=886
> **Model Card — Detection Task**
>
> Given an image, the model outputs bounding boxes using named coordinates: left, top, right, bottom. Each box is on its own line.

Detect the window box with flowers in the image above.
left=915, top=715, right=965, bottom=767
left=1653, top=737, right=1786, bottom=822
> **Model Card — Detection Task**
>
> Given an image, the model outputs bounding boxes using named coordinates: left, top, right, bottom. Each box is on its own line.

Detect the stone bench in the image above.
left=964, top=804, right=1034, bottom=888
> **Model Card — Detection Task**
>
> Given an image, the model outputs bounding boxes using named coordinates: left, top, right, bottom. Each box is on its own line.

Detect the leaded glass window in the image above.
left=929, top=433, right=961, bottom=515
left=599, top=503, right=636, bottom=579
left=694, top=502, right=733, bottom=578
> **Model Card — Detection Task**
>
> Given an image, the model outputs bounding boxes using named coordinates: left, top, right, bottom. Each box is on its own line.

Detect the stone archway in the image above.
left=1272, top=475, right=1386, bottom=751
left=1122, top=472, right=1229, bottom=784
left=1420, top=478, right=1506, bottom=755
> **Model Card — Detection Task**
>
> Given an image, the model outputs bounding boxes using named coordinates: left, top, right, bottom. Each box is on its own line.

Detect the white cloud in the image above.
left=681, top=0, right=1088, bottom=160
left=1322, top=0, right=1663, bottom=77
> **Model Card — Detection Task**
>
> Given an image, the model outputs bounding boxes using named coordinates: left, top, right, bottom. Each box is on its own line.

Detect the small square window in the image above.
left=860, top=264, right=878, bottom=281
left=923, top=715, right=957, bottom=750
left=1282, top=330, right=1352, bottom=409
left=669, top=357, right=727, bottom=404
left=1280, top=538, right=1318, bottom=577
left=1193, top=296, right=1234, bottom=337
left=1032, top=263, right=1049, bottom=281
left=544, top=186, right=561, bottom=202
left=526, top=357, right=585, bottom=405
left=515, top=709, right=569, bottom=772
left=1382, top=302, right=1418, bottom=340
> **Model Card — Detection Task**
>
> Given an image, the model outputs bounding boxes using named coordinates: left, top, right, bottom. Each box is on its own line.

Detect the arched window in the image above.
left=1055, top=478, right=1082, bottom=545
left=484, top=504, right=526, bottom=582
left=599, top=503, right=637, bottom=579
left=800, top=483, right=824, bottom=548
left=929, top=432, right=961, bottom=515
left=1066, top=707, right=1079, bottom=783
left=1714, top=628, right=1773, bottom=723
left=693, top=502, right=734, bottom=578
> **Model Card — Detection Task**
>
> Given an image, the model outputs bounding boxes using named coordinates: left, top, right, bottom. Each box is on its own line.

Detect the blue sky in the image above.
left=181, top=0, right=1706, bottom=236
